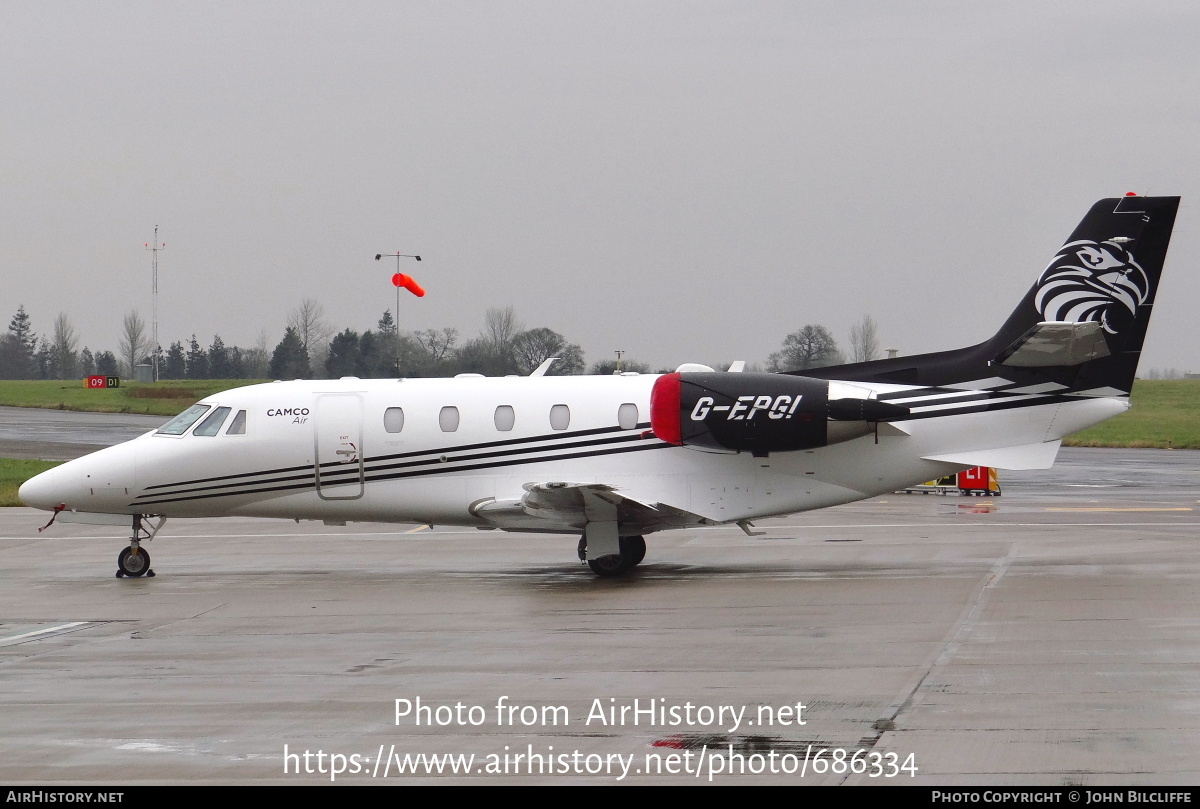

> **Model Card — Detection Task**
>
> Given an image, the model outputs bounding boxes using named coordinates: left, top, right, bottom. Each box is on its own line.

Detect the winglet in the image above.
left=530, top=358, right=558, bottom=376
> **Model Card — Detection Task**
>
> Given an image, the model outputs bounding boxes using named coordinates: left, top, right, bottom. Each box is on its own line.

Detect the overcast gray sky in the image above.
left=3, top=1, right=1197, bottom=373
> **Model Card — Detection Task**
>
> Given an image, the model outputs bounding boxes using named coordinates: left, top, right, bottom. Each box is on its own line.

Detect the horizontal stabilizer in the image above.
left=922, top=440, right=1062, bottom=470
left=996, top=321, right=1111, bottom=367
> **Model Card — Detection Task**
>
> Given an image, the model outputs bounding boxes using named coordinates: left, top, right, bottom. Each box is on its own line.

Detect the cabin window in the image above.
left=384, top=407, right=405, bottom=433
left=439, top=406, right=460, bottom=432
left=193, top=406, right=232, bottom=437
left=226, top=410, right=247, bottom=435
left=156, top=404, right=210, bottom=436
left=549, top=404, right=570, bottom=431
left=618, top=402, right=639, bottom=430
left=494, top=405, right=515, bottom=431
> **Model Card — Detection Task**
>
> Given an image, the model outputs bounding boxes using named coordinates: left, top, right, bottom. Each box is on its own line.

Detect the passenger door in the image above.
left=315, top=393, right=364, bottom=500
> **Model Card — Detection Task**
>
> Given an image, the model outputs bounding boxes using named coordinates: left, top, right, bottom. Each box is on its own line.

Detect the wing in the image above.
left=470, top=482, right=706, bottom=535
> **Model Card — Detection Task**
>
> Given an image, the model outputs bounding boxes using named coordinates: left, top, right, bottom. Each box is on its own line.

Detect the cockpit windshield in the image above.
left=227, top=410, right=247, bottom=435
left=156, top=404, right=211, bottom=436
left=193, top=406, right=232, bottom=437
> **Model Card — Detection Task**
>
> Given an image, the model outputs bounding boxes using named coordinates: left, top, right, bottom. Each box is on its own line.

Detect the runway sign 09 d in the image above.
left=84, top=376, right=121, bottom=389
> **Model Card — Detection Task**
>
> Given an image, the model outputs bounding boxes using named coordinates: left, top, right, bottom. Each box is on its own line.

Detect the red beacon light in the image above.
left=1125, top=192, right=1138, bottom=196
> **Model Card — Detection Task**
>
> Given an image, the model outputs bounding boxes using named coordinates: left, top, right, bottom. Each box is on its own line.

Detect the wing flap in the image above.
left=472, top=482, right=704, bottom=533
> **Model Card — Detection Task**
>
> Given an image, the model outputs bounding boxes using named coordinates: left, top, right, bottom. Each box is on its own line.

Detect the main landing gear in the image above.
left=578, top=535, right=646, bottom=577
left=116, top=515, right=167, bottom=578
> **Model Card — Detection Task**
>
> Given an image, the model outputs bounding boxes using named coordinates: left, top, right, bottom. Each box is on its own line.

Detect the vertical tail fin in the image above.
left=985, top=194, right=1178, bottom=392
left=805, top=195, right=1179, bottom=393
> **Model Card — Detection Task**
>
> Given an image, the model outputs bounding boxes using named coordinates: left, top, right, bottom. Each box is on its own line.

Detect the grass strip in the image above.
left=0, top=458, right=60, bottom=507
left=0, top=379, right=268, bottom=416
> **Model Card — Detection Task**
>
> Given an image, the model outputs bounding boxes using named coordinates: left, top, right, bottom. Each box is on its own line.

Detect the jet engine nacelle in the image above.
left=650, top=372, right=907, bottom=454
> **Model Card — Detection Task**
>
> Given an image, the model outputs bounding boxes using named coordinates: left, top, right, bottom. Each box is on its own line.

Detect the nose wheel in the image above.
left=115, top=515, right=166, bottom=578
left=117, top=545, right=153, bottom=578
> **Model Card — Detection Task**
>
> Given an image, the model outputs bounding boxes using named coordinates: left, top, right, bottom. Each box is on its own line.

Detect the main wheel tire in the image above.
left=118, top=546, right=151, bottom=578
left=587, top=553, right=631, bottom=577
left=621, top=535, right=646, bottom=567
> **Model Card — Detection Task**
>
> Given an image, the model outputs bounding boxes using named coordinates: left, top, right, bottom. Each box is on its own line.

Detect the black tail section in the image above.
left=803, top=195, right=1179, bottom=394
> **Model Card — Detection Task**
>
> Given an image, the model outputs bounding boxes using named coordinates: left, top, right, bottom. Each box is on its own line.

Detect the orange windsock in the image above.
left=392, top=273, right=426, bottom=297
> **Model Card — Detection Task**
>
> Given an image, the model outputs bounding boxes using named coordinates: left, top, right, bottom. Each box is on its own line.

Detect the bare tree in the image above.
left=51, top=313, right=79, bottom=379
left=766, top=324, right=843, bottom=372
left=483, top=306, right=523, bottom=351
left=512, top=327, right=585, bottom=375
left=242, top=330, right=271, bottom=379
left=118, top=310, right=151, bottom=378
left=287, top=298, right=333, bottom=372
left=848, top=314, right=881, bottom=363
left=459, top=306, right=526, bottom=374
left=413, top=327, right=458, bottom=364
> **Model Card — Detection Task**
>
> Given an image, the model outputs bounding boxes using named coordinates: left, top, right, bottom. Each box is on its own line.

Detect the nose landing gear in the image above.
left=115, top=515, right=167, bottom=578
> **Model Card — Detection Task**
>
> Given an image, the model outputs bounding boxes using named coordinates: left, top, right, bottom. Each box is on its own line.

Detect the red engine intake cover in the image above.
left=649, top=372, right=682, bottom=445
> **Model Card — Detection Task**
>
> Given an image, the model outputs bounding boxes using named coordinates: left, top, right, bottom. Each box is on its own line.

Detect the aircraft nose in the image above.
left=20, top=444, right=139, bottom=513
left=19, top=465, right=70, bottom=511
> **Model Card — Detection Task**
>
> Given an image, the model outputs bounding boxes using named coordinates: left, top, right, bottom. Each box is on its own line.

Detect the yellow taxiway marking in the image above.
left=404, top=525, right=431, bottom=533
left=1044, top=507, right=1193, bottom=512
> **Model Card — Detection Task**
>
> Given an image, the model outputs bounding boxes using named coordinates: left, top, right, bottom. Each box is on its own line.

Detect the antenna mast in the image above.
left=145, top=227, right=165, bottom=381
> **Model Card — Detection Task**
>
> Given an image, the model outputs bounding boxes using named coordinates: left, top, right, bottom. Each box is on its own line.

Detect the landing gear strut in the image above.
left=116, top=515, right=166, bottom=578
left=578, top=535, right=646, bottom=577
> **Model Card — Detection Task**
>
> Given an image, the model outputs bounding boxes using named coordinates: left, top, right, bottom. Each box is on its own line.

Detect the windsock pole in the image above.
left=374, top=252, right=423, bottom=376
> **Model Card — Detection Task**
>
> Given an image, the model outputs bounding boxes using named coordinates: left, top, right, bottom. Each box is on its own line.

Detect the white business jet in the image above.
left=20, top=195, right=1179, bottom=577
